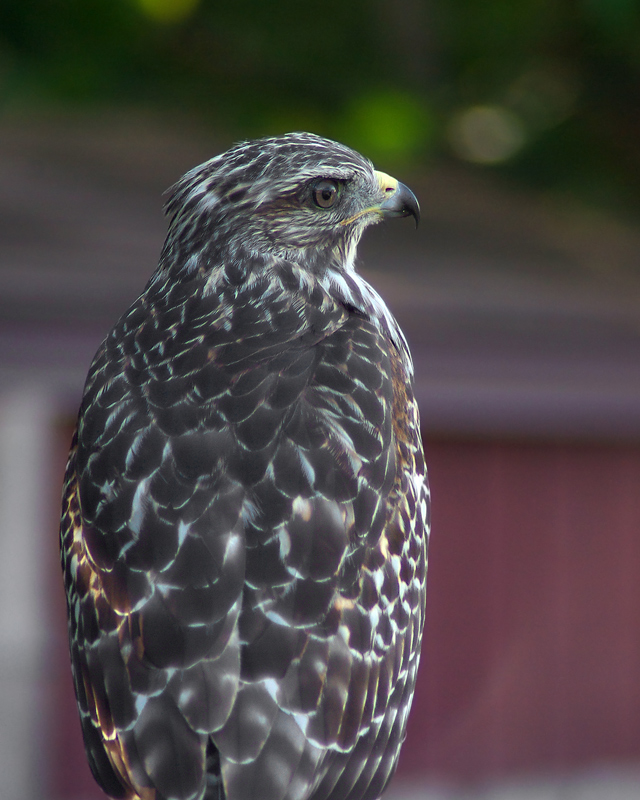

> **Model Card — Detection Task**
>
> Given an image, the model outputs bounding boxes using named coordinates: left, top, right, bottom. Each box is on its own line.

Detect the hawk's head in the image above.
left=163, top=132, right=419, bottom=273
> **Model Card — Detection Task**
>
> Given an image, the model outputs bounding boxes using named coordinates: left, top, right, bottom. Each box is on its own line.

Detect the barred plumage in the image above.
left=60, top=132, right=429, bottom=800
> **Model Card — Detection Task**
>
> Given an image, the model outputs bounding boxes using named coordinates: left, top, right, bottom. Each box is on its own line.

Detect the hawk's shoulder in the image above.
left=61, top=251, right=428, bottom=800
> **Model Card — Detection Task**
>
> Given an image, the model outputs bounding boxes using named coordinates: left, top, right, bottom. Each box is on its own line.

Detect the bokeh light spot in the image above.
left=342, top=89, right=433, bottom=163
left=449, top=105, right=526, bottom=164
left=507, top=62, right=580, bottom=131
left=135, top=0, right=200, bottom=24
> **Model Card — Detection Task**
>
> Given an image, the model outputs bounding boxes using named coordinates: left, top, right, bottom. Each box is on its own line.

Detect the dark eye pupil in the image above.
left=313, top=180, right=338, bottom=209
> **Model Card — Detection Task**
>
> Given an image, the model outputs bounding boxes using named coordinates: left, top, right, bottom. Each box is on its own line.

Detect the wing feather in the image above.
left=60, top=257, right=428, bottom=800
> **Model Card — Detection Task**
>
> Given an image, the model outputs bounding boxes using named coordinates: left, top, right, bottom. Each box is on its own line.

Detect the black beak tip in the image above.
left=409, top=203, right=420, bottom=229
left=381, top=181, right=420, bottom=229
left=401, top=183, right=421, bottom=229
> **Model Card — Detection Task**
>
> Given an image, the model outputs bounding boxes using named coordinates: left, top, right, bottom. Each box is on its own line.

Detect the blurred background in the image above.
left=1, top=1, right=640, bottom=798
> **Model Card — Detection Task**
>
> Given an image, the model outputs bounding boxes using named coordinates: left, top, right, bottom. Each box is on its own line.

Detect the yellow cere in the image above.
left=339, top=170, right=399, bottom=227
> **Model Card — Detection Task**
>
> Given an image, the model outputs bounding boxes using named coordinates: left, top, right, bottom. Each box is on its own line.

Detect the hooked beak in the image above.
left=375, top=170, right=420, bottom=228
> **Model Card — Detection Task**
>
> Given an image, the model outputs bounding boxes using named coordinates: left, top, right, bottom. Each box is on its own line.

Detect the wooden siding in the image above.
left=400, top=437, right=640, bottom=781
left=48, top=432, right=640, bottom=797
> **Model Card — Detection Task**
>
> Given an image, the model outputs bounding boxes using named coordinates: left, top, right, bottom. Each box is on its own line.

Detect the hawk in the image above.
left=60, top=132, right=429, bottom=800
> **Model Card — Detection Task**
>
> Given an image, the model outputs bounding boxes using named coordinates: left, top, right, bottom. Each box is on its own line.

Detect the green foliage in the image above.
left=0, top=0, right=638, bottom=211
left=340, top=90, right=434, bottom=166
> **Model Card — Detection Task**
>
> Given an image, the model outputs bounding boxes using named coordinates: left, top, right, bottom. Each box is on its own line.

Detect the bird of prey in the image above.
left=60, top=132, right=429, bottom=800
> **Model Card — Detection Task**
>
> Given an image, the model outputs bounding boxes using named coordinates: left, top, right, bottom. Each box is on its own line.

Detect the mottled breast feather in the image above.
left=60, top=133, right=429, bottom=800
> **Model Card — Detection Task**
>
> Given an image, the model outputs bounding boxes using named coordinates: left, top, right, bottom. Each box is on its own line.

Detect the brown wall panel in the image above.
left=399, top=438, right=640, bottom=781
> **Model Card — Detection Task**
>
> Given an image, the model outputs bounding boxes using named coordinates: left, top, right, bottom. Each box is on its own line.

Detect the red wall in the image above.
left=400, top=437, right=640, bottom=781
left=49, top=433, right=640, bottom=797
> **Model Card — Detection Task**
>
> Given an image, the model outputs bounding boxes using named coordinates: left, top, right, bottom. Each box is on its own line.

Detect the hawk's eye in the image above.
left=312, top=179, right=339, bottom=209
